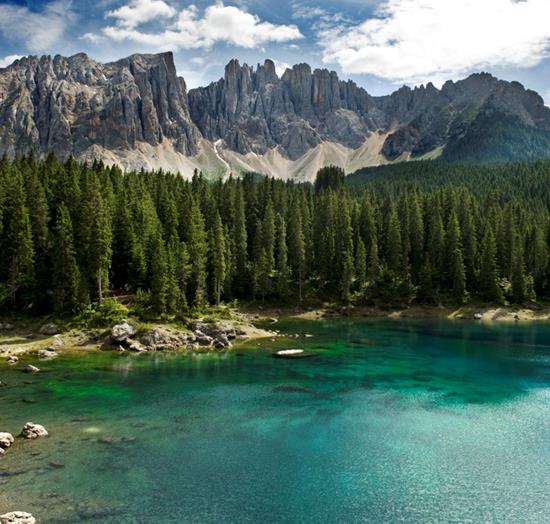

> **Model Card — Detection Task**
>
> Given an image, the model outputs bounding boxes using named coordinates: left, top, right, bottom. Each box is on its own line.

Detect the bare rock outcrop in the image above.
left=0, top=52, right=200, bottom=160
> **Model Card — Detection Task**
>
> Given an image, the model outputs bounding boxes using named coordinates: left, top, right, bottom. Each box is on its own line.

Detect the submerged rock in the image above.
left=0, top=512, right=36, bottom=524
left=273, top=384, right=312, bottom=393
left=21, top=422, right=48, bottom=439
left=0, top=432, right=14, bottom=449
left=110, top=321, right=138, bottom=343
left=39, top=323, right=60, bottom=336
left=24, top=365, right=40, bottom=374
left=0, top=323, right=15, bottom=331
left=6, top=355, right=18, bottom=364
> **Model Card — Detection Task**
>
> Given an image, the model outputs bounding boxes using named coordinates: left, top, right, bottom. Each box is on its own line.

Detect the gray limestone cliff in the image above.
left=1, top=53, right=550, bottom=173
left=0, top=52, right=200, bottom=159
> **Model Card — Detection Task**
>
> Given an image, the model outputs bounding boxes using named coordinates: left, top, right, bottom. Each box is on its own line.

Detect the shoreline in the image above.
left=243, top=303, right=550, bottom=323
left=1, top=304, right=550, bottom=360
left=0, top=314, right=277, bottom=360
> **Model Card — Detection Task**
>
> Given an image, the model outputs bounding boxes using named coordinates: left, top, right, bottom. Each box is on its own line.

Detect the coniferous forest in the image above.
left=1, top=154, right=550, bottom=317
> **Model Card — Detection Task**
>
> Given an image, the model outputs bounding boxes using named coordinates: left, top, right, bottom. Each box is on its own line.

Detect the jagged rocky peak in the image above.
left=188, top=58, right=376, bottom=159
left=2, top=52, right=550, bottom=176
left=0, top=51, right=200, bottom=160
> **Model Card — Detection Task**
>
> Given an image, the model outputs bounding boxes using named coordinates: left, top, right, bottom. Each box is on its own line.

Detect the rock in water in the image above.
left=110, top=321, right=138, bottom=343
left=6, top=355, right=18, bottom=364
left=38, top=349, right=58, bottom=359
left=0, top=512, right=36, bottom=524
left=21, top=422, right=48, bottom=439
left=24, top=365, right=40, bottom=374
left=0, top=432, right=14, bottom=449
left=273, top=349, right=314, bottom=359
left=39, top=323, right=60, bottom=336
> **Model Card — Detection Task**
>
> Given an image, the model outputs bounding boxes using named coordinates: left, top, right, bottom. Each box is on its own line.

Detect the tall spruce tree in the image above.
left=210, top=212, right=227, bottom=305
left=479, top=226, right=504, bottom=304
left=51, top=204, right=79, bottom=312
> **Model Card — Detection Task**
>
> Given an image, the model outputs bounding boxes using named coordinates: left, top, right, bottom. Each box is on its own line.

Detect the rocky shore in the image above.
left=0, top=316, right=276, bottom=361
left=106, top=319, right=257, bottom=353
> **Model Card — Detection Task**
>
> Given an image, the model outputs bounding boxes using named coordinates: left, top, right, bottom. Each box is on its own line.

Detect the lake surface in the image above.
left=1, top=318, right=550, bottom=523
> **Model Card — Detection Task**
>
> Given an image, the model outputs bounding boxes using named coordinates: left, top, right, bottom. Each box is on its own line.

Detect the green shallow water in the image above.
left=1, top=319, right=550, bottom=523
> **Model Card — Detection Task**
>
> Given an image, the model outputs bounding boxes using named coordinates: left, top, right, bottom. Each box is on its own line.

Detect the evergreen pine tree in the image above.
left=51, top=204, right=79, bottom=312
left=479, top=226, right=504, bottom=303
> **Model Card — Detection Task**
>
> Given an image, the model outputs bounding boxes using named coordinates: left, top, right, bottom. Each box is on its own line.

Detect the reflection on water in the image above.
left=1, top=319, right=550, bottom=522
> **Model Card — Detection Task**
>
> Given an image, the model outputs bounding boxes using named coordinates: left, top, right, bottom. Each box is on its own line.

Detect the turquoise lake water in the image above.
left=1, top=318, right=550, bottom=523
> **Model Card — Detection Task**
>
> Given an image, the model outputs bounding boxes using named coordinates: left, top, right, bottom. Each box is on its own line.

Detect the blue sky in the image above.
left=1, top=0, right=550, bottom=102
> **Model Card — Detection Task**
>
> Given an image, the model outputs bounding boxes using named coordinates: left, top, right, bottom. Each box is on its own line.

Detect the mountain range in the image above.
left=1, top=51, right=550, bottom=180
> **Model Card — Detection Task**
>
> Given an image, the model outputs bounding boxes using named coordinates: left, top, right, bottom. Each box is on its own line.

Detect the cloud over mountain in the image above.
left=320, top=0, right=550, bottom=83
left=87, top=1, right=303, bottom=50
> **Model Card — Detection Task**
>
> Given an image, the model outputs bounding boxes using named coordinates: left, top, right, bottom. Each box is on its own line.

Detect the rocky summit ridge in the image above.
left=1, top=52, right=549, bottom=179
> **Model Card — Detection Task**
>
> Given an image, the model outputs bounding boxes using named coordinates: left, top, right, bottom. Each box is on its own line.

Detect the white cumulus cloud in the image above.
left=93, top=1, right=303, bottom=50
left=106, top=0, right=176, bottom=29
left=0, top=0, right=74, bottom=52
left=0, top=55, right=23, bottom=68
left=320, top=0, right=550, bottom=83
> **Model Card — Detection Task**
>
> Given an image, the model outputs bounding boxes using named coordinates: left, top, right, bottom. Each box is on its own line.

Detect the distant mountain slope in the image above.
left=345, top=159, right=550, bottom=207
left=1, top=52, right=550, bottom=178
left=442, top=112, right=550, bottom=163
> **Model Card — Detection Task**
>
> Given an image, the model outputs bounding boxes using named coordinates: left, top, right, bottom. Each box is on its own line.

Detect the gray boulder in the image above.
left=193, top=331, right=214, bottom=347
left=21, top=422, right=48, bottom=439
left=192, top=321, right=237, bottom=340
left=39, top=323, right=60, bottom=336
left=214, top=334, right=231, bottom=349
left=6, top=355, right=18, bottom=364
left=24, top=365, right=40, bottom=374
left=140, top=327, right=191, bottom=351
left=110, top=321, right=137, bottom=343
